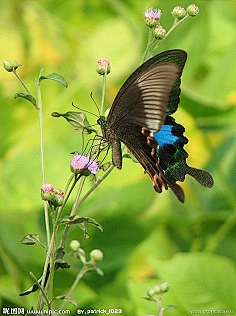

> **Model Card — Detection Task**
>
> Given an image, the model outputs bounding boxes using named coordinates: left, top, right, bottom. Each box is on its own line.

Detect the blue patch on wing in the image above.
left=154, top=124, right=179, bottom=147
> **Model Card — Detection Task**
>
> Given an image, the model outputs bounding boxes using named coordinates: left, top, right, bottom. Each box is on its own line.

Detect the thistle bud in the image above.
left=160, top=282, right=169, bottom=293
left=41, top=184, right=54, bottom=201
left=172, top=6, right=186, bottom=19
left=147, top=287, right=156, bottom=297
left=90, top=249, right=103, bottom=262
left=96, top=58, right=111, bottom=75
left=3, top=60, right=21, bottom=72
left=186, top=4, right=200, bottom=16
left=70, top=240, right=81, bottom=251
left=153, top=25, right=167, bottom=39
left=144, top=8, right=162, bottom=28
left=52, top=188, right=64, bottom=206
left=153, top=284, right=162, bottom=295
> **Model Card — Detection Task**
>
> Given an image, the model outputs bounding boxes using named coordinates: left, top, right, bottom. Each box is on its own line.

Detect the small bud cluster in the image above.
left=70, top=240, right=103, bottom=275
left=143, top=4, right=199, bottom=46
left=147, top=282, right=170, bottom=301
left=70, top=153, right=99, bottom=176
left=172, top=4, right=199, bottom=19
left=144, top=7, right=167, bottom=40
left=41, top=184, right=64, bottom=207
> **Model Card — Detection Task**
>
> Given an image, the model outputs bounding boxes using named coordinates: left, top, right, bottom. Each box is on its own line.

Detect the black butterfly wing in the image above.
left=107, top=49, right=187, bottom=133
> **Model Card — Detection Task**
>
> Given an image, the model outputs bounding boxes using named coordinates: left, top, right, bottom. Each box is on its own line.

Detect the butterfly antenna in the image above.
left=72, top=102, right=99, bottom=118
left=90, top=92, right=101, bottom=117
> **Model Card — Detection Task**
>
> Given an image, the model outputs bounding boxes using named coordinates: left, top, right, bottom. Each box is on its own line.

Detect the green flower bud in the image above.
left=90, top=249, right=103, bottom=262
left=153, top=25, right=167, bottom=39
left=153, top=284, right=162, bottom=295
left=186, top=4, right=200, bottom=16
left=147, top=287, right=156, bottom=297
left=41, top=184, right=54, bottom=201
left=96, top=58, right=111, bottom=75
left=70, top=240, right=80, bottom=251
left=52, top=188, right=64, bottom=206
left=172, top=6, right=186, bottom=19
left=160, top=282, right=170, bottom=293
left=3, top=60, right=21, bottom=72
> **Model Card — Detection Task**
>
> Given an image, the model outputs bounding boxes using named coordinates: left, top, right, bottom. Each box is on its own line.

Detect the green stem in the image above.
left=100, top=72, right=107, bottom=116
left=59, top=165, right=114, bottom=250
left=30, top=272, right=51, bottom=309
left=13, top=69, right=32, bottom=96
left=151, top=15, right=190, bottom=54
left=36, top=72, right=51, bottom=247
left=60, top=265, right=89, bottom=309
left=75, top=165, right=114, bottom=210
left=59, top=176, right=86, bottom=249
left=142, top=28, right=155, bottom=63
left=37, top=229, right=56, bottom=310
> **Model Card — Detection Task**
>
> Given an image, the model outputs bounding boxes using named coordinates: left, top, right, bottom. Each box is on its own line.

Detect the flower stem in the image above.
left=36, top=71, right=51, bottom=246
left=142, top=28, right=155, bottom=63
left=100, top=71, right=107, bottom=116
left=59, top=176, right=86, bottom=249
left=13, top=69, right=32, bottom=96
left=60, top=265, right=89, bottom=309
left=151, top=15, right=189, bottom=53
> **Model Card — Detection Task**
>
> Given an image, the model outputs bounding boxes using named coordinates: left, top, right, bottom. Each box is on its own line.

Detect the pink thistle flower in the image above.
left=144, top=8, right=162, bottom=28
left=70, top=153, right=99, bottom=176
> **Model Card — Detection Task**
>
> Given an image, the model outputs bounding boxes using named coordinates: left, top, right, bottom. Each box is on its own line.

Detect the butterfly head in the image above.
left=97, top=116, right=107, bottom=129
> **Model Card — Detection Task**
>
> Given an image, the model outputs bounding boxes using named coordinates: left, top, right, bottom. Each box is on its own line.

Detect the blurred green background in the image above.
left=1, top=0, right=236, bottom=315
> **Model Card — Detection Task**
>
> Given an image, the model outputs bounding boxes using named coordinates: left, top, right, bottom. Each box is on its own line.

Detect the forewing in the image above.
left=107, top=49, right=187, bottom=132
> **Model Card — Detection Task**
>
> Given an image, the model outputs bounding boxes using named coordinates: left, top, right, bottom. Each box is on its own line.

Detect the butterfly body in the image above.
left=98, top=49, right=214, bottom=202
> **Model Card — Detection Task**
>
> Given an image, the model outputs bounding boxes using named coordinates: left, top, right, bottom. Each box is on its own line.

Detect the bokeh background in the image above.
left=1, top=0, right=236, bottom=315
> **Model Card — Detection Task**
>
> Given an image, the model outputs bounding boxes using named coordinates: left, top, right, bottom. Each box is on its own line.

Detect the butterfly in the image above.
left=97, top=49, right=214, bottom=202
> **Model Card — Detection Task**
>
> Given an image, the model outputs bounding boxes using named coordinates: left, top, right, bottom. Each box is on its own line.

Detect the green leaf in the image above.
left=60, top=215, right=103, bottom=230
left=52, top=111, right=96, bottom=134
left=50, top=295, right=77, bottom=307
left=39, top=72, right=68, bottom=87
left=95, top=266, right=104, bottom=276
left=151, top=253, right=236, bottom=312
left=55, top=259, right=70, bottom=269
left=60, top=215, right=103, bottom=238
left=19, top=280, right=40, bottom=296
left=14, top=93, right=38, bottom=108
left=21, top=234, right=45, bottom=248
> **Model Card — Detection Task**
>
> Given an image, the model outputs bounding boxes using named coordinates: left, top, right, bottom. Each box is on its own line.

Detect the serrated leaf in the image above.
left=50, top=295, right=77, bottom=307
left=14, top=93, right=38, bottom=109
left=52, top=111, right=96, bottom=134
left=21, top=234, right=45, bottom=248
left=39, top=72, right=68, bottom=87
left=60, top=215, right=103, bottom=231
